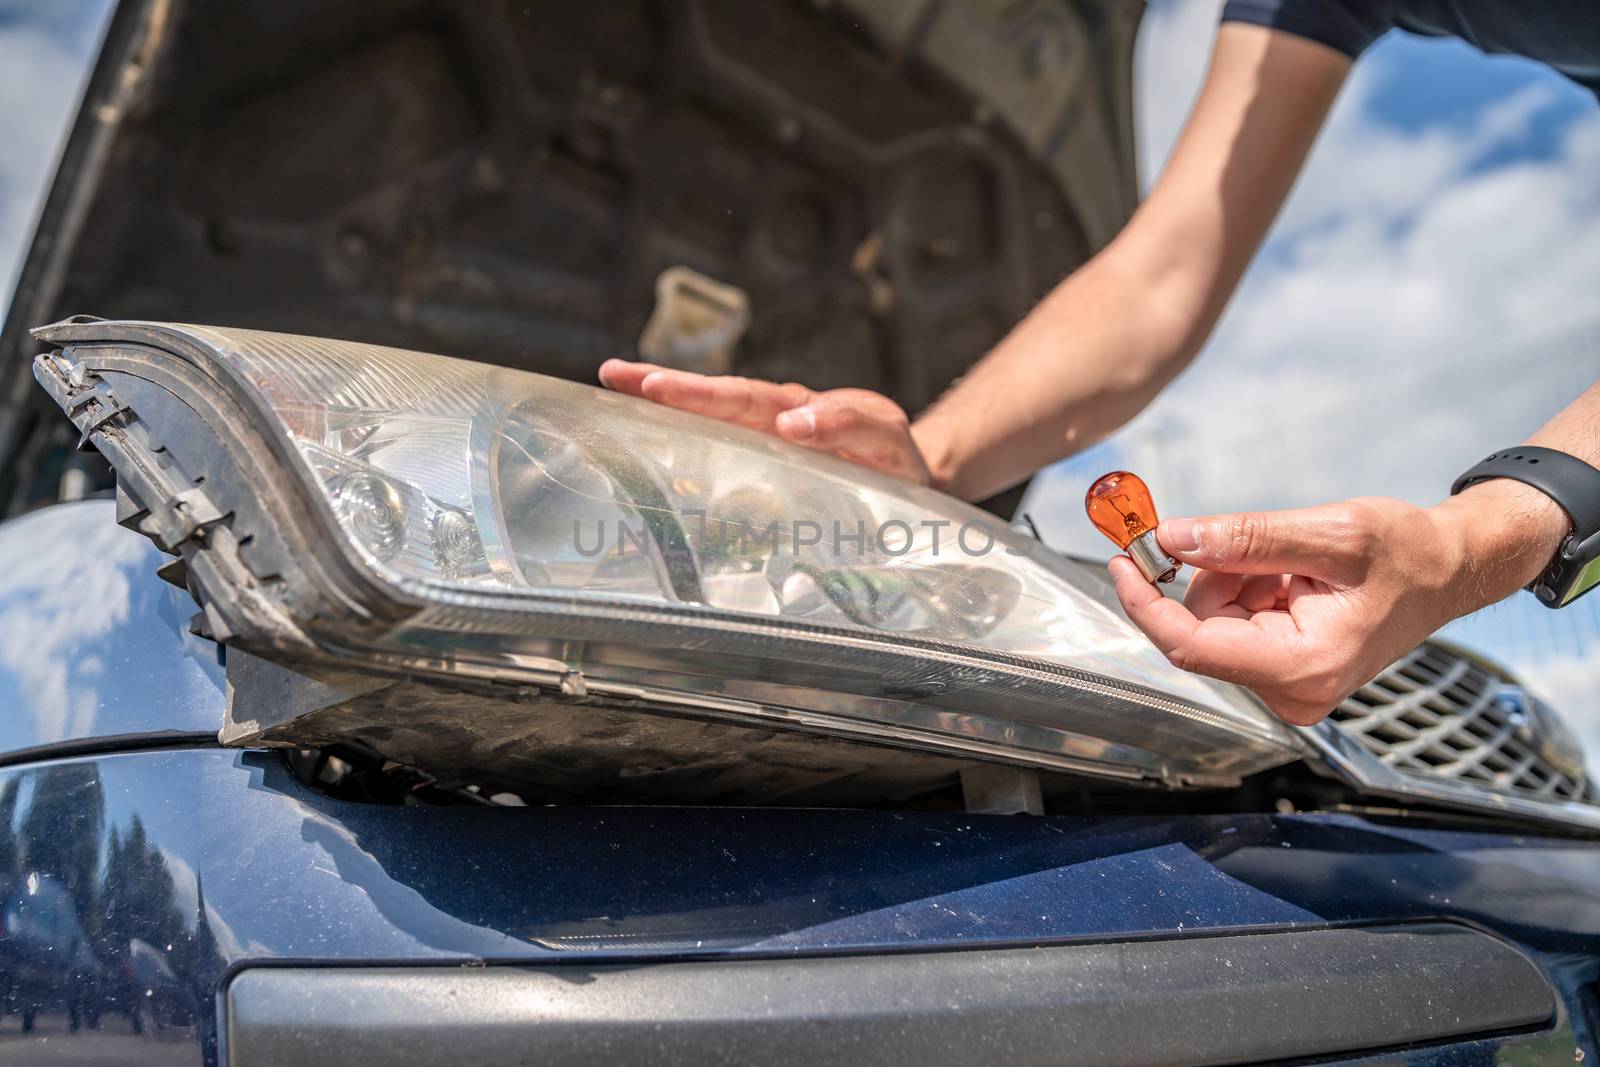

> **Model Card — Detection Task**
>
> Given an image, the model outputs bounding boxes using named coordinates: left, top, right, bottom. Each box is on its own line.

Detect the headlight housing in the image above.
left=33, top=318, right=1302, bottom=791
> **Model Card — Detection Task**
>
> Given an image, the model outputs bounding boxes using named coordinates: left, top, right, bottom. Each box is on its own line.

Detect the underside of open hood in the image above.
left=0, top=0, right=1142, bottom=517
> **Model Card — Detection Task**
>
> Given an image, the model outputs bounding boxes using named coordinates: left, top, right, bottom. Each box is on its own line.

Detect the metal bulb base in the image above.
left=1128, top=530, right=1178, bottom=584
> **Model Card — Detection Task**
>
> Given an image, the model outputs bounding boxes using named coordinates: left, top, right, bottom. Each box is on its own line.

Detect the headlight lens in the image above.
left=36, top=322, right=1302, bottom=785
left=252, top=335, right=1222, bottom=683
left=254, top=340, right=1181, bottom=679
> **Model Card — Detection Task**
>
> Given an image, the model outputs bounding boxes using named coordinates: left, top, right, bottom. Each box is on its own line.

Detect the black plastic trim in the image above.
left=0, top=729, right=220, bottom=770
left=224, top=922, right=1554, bottom=1067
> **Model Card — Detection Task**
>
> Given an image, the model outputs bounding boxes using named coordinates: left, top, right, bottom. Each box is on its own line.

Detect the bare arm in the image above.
left=601, top=24, right=1353, bottom=500
left=915, top=24, right=1352, bottom=499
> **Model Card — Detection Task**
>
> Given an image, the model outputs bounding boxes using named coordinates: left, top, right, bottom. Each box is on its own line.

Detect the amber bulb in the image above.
left=1085, top=471, right=1178, bottom=583
left=1085, top=471, right=1160, bottom=549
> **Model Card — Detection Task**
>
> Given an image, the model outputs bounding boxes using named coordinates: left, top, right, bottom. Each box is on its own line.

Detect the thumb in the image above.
left=1157, top=507, right=1367, bottom=580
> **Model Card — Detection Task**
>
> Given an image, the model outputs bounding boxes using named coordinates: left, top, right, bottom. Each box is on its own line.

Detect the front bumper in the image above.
left=1, top=744, right=1596, bottom=1064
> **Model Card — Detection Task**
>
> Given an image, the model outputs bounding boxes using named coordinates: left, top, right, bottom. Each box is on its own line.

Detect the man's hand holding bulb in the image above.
left=1105, top=482, right=1570, bottom=726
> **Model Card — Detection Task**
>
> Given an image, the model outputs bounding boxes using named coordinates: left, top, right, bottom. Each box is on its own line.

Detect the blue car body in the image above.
left=0, top=501, right=1595, bottom=1064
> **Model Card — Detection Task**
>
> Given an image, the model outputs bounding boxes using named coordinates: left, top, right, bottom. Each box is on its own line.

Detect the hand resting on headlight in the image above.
left=599, top=360, right=932, bottom=487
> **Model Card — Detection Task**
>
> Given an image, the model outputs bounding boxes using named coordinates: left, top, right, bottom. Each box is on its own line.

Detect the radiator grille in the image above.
left=1331, top=642, right=1593, bottom=804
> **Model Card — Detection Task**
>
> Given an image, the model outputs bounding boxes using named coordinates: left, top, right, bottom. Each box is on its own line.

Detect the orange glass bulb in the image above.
left=1085, top=471, right=1178, bottom=583
left=1085, top=471, right=1159, bottom=549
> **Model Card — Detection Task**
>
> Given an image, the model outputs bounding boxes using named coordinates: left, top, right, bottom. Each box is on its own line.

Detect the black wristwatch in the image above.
left=1451, top=446, right=1600, bottom=609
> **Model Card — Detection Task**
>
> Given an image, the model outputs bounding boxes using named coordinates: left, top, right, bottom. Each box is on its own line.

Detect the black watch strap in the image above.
left=1450, top=446, right=1600, bottom=535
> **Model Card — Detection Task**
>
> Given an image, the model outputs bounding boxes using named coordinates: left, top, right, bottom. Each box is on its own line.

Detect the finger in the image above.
left=1183, top=569, right=1249, bottom=620
left=1236, top=573, right=1292, bottom=613
left=836, top=446, right=933, bottom=485
left=776, top=394, right=925, bottom=482
left=1110, top=556, right=1203, bottom=658
left=1156, top=505, right=1370, bottom=581
left=639, top=370, right=811, bottom=429
left=1184, top=572, right=1295, bottom=618
left=598, top=359, right=662, bottom=396
left=1266, top=698, right=1344, bottom=728
left=1112, top=557, right=1305, bottom=691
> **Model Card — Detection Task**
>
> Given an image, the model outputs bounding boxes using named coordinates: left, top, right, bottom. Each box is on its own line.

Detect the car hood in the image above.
left=0, top=0, right=1142, bottom=515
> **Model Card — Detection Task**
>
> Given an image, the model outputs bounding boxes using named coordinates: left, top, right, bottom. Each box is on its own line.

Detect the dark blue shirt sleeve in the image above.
left=1220, top=0, right=1393, bottom=59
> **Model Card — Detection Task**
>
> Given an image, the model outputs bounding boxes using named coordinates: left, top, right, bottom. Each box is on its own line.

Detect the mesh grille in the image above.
left=1331, top=643, right=1594, bottom=804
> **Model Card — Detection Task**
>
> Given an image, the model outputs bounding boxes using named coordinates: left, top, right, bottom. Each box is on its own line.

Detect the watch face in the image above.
left=1560, top=553, right=1600, bottom=606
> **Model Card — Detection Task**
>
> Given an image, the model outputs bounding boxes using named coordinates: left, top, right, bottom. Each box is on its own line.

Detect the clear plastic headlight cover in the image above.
left=35, top=322, right=1300, bottom=784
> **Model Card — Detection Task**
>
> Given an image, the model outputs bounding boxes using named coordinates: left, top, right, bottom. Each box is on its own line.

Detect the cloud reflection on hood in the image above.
left=0, top=500, right=225, bottom=749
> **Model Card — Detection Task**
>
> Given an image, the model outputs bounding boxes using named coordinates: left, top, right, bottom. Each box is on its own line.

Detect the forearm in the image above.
left=912, top=24, right=1352, bottom=501
left=911, top=248, right=1201, bottom=500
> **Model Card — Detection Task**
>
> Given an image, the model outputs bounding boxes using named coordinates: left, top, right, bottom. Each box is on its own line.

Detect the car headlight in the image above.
left=34, top=319, right=1301, bottom=787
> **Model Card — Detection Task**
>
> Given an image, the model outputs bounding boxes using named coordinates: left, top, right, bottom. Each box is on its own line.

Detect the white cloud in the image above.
left=1135, top=62, right=1600, bottom=515
left=0, top=501, right=151, bottom=742
left=1523, top=649, right=1600, bottom=752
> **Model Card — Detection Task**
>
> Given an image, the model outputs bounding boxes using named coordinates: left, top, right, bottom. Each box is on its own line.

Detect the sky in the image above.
left=0, top=2, right=1596, bottom=764
left=1021, top=0, right=1600, bottom=760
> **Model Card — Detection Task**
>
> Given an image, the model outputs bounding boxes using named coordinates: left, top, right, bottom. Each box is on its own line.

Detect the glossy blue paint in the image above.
left=0, top=501, right=225, bottom=753
left=0, top=746, right=1594, bottom=1064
